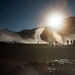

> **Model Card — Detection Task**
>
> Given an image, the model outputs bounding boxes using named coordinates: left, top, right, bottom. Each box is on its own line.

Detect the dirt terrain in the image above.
left=0, top=43, right=75, bottom=75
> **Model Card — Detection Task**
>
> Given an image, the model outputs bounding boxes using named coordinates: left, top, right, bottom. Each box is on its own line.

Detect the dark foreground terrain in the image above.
left=0, top=42, right=75, bottom=75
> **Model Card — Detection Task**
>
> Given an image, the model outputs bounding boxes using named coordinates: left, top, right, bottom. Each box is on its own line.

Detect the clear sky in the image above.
left=0, top=0, right=75, bottom=31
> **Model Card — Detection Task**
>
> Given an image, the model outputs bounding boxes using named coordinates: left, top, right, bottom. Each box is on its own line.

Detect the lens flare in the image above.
left=46, top=14, right=64, bottom=31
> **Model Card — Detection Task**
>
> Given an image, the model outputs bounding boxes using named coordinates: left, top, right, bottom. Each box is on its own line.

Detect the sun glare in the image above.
left=46, top=14, right=64, bottom=31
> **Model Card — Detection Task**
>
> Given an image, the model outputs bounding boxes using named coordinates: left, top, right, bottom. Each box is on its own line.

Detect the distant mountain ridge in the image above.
left=0, top=27, right=47, bottom=43
left=0, top=17, right=75, bottom=44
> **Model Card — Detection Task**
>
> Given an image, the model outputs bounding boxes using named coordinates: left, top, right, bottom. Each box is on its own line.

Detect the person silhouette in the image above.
left=73, top=40, right=75, bottom=45
left=71, top=40, right=73, bottom=45
left=67, top=40, right=69, bottom=45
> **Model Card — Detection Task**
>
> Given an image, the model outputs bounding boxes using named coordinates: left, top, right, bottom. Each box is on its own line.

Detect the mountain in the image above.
left=0, top=27, right=48, bottom=44
left=0, top=17, right=75, bottom=45
left=18, top=28, right=37, bottom=39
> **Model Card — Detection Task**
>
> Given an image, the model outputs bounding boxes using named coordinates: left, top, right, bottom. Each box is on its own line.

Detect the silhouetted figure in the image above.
left=73, top=40, right=75, bottom=45
left=71, top=40, right=73, bottom=45
left=67, top=40, right=69, bottom=45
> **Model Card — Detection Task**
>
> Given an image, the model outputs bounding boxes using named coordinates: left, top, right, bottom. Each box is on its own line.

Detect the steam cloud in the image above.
left=0, top=17, right=75, bottom=45
left=0, top=27, right=47, bottom=44
left=0, top=26, right=75, bottom=45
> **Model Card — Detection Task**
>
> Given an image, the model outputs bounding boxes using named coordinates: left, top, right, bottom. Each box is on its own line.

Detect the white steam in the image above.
left=35, top=27, right=47, bottom=44
left=0, top=27, right=47, bottom=44
left=0, top=27, right=75, bottom=45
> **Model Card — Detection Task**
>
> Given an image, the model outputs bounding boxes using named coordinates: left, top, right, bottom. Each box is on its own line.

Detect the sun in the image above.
left=46, top=14, right=64, bottom=31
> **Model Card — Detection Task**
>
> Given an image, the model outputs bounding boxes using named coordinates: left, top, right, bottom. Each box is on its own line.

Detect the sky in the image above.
left=0, top=0, right=75, bottom=31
